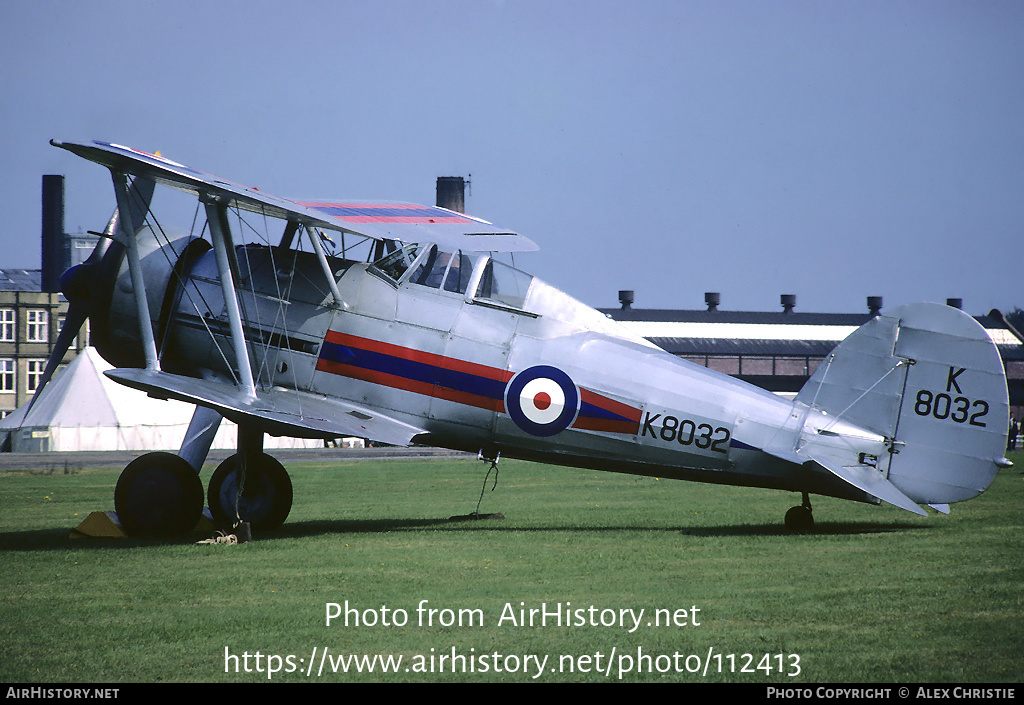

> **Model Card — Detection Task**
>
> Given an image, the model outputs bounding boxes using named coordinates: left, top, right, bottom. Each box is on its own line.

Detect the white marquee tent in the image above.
left=0, top=347, right=322, bottom=452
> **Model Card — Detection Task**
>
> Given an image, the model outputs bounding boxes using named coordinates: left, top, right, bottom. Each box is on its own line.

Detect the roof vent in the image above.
left=618, top=290, right=634, bottom=310
left=947, top=298, right=963, bottom=310
left=781, top=294, right=796, bottom=313
left=705, top=292, right=720, bottom=311
left=867, top=296, right=883, bottom=314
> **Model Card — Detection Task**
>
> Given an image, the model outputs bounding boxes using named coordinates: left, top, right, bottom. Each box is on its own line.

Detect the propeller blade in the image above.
left=21, top=302, right=88, bottom=417
left=21, top=176, right=156, bottom=417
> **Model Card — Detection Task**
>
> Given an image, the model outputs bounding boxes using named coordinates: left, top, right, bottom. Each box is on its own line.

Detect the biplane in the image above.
left=42, top=139, right=1012, bottom=537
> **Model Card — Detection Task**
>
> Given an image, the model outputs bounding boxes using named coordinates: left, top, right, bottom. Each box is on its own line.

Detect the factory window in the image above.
left=0, top=310, right=13, bottom=342
left=706, top=356, right=740, bottom=375
left=0, top=359, right=13, bottom=392
left=1006, top=361, right=1024, bottom=380
left=775, top=357, right=810, bottom=376
left=26, top=360, right=45, bottom=393
left=26, top=310, right=48, bottom=343
left=739, top=357, right=773, bottom=375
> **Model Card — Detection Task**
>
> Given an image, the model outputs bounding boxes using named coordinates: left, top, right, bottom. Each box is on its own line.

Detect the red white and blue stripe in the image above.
left=298, top=203, right=488, bottom=226
left=316, top=332, right=641, bottom=437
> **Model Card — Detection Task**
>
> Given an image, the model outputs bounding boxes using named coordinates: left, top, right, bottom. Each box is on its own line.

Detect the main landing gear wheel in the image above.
left=784, top=493, right=814, bottom=533
left=114, top=452, right=205, bottom=538
left=207, top=453, right=292, bottom=533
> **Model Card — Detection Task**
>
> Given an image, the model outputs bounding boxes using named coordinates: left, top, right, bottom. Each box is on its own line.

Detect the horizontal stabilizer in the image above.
left=762, top=446, right=805, bottom=466
left=105, top=368, right=425, bottom=446
left=807, top=454, right=927, bottom=516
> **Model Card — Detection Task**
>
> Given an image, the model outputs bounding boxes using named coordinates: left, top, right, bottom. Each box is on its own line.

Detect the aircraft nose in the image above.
left=59, top=262, right=97, bottom=305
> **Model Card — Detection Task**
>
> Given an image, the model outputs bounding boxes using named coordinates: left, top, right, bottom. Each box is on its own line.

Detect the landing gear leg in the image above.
left=207, top=425, right=292, bottom=533
left=178, top=406, right=223, bottom=472
left=785, top=492, right=814, bottom=533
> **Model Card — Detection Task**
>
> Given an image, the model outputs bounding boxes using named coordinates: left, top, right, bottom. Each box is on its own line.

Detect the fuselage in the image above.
left=102, top=236, right=882, bottom=505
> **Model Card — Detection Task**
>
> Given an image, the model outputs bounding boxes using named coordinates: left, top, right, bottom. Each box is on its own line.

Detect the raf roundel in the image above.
left=505, top=365, right=580, bottom=437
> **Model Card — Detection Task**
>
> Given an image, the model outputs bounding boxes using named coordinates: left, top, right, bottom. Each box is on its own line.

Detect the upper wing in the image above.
left=52, top=139, right=537, bottom=253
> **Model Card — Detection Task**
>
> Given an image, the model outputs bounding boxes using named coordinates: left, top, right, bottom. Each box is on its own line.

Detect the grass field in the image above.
left=1, top=452, right=1022, bottom=683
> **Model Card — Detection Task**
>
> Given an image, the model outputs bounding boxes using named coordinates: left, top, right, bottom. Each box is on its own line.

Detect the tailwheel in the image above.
left=784, top=493, right=814, bottom=533
left=114, top=452, right=205, bottom=538
left=207, top=453, right=292, bottom=533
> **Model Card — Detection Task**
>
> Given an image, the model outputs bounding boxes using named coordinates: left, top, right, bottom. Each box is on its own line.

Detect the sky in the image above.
left=2, top=0, right=1022, bottom=315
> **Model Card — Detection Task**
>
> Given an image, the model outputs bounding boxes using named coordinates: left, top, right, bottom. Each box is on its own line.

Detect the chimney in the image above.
left=867, top=296, right=883, bottom=314
left=705, top=292, right=720, bottom=311
left=618, top=290, right=634, bottom=310
left=781, top=294, right=796, bottom=313
left=436, top=176, right=467, bottom=213
left=41, top=174, right=65, bottom=293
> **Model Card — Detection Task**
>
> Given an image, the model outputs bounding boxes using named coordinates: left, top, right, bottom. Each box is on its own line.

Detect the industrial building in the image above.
left=600, top=290, right=1024, bottom=418
left=0, top=176, right=94, bottom=416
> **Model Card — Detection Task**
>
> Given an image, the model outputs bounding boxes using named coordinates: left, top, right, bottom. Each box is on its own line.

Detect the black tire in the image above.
left=784, top=505, right=814, bottom=533
left=114, top=452, right=204, bottom=538
left=207, top=453, right=292, bottom=532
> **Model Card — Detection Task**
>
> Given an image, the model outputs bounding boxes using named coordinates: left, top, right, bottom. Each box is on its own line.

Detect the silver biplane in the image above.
left=42, top=140, right=1012, bottom=537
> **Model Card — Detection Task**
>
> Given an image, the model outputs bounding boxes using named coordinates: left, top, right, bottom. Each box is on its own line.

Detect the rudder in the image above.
left=797, top=302, right=1010, bottom=507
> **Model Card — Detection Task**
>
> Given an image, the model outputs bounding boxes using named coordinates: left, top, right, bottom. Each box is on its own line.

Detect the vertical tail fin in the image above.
left=796, top=302, right=1010, bottom=508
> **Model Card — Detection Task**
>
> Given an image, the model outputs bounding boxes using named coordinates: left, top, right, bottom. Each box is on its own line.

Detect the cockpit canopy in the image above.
left=369, top=243, right=534, bottom=312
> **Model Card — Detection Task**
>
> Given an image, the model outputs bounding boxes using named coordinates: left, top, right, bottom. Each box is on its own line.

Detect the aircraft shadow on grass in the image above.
left=0, top=517, right=928, bottom=552
left=271, top=516, right=930, bottom=539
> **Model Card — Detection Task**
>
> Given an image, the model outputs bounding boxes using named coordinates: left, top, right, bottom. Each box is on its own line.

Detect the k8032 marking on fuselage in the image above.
left=640, top=411, right=732, bottom=454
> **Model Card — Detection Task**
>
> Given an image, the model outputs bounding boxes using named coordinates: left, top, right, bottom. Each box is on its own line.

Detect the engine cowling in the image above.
left=86, top=226, right=204, bottom=369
